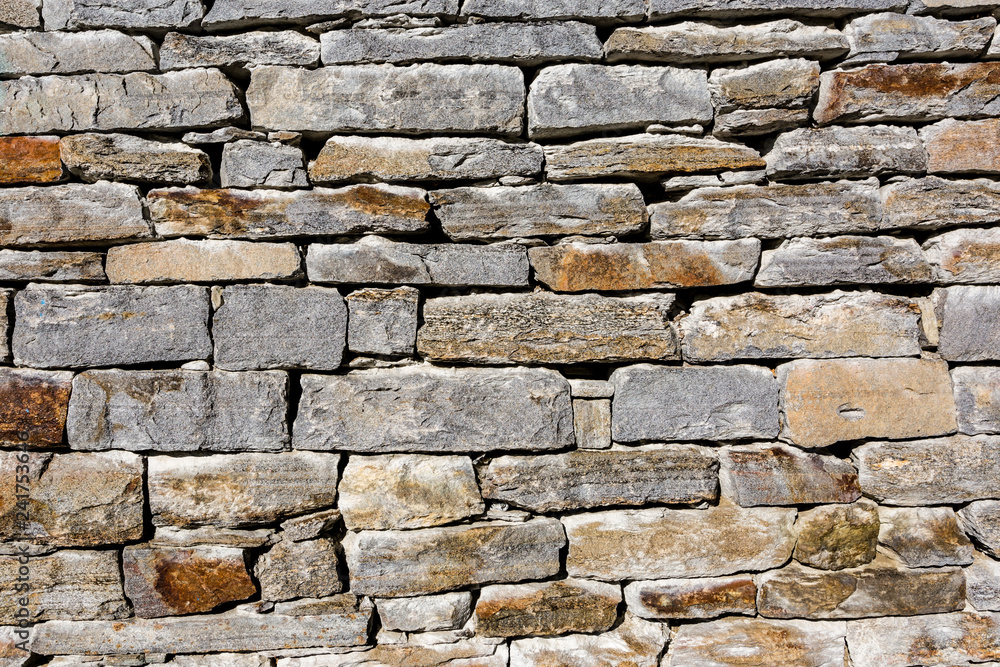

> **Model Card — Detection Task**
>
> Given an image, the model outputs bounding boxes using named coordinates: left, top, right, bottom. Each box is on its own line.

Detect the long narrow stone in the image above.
left=0, top=30, right=156, bottom=77
left=42, top=0, right=203, bottom=29
left=720, top=443, right=861, bottom=507
left=60, top=133, right=212, bottom=185
left=160, top=31, right=321, bottom=69
left=509, top=613, right=668, bottom=667
left=461, top=0, right=645, bottom=21
left=882, top=176, right=1000, bottom=231
left=648, top=0, right=906, bottom=19
left=755, top=236, right=933, bottom=287
left=476, top=579, right=621, bottom=638
left=846, top=613, right=1000, bottom=667
left=106, top=240, right=302, bottom=284
left=766, top=125, right=927, bottom=180
left=667, top=617, right=848, bottom=667
left=845, top=13, right=995, bottom=63
left=203, top=0, right=459, bottom=29
left=625, top=575, right=757, bottom=620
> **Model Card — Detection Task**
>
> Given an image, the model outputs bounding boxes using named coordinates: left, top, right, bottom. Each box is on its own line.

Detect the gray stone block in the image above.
left=345, top=287, right=419, bottom=357
left=220, top=141, right=308, bottom=189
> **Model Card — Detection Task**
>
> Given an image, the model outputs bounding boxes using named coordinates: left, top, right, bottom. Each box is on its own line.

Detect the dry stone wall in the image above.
left=3, top=0, right=1000, bottom=665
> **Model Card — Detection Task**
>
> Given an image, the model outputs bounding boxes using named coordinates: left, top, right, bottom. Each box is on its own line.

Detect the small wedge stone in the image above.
left=574, top=399, right=611, bottom=449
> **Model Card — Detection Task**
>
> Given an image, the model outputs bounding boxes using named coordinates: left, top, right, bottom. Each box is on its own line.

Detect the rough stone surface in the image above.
left=0, top=0, right=40, bottom=28
left=766, top=125, right=927, bottom=180
left=755, top=236, right=933, bottom=287
left=106, top=240, right=302, bottom=284
left=280, top=509, right=341, bottom=543
left=967, top=551, right=1000, bottom=611
left=720, top=443, right=860, bottom=507
left=160, top=31, right=320, bottom=70
left=255, top=538, right=342, bottom=602
left=625, top=575, right=757, bottom=620
left=345, top=287, right=419, bottom=357
left=922, top=118, right=1000, bottom=174
left=203, top=0, right=459, bottom=29
left=509, top=613, right=668, bottom=667
left=273, top=639, right=508, bottom=667
left=220, top=141, right=308, bottom=189
left=461, top=0, right=645, bottom=21
left=0, top=250, right=104, bottom=283
left=960, top=500, right=1000, bottom=557
left=882, top=176, right=1000, bottom=231
left=925, top=227, right=1000, bottom=284
left=846, top=13, right=995, bottom=63
left=0, top=136, right=63, bottom=186
left=475, top=579, right=621, bottom=638
left=0, top=368, right=72, bottom=448
left=574, top=398, right=611, bottom=449
left=939, top=285, right=1000, bottom=361
left=709, top=58, right=820, bottom=112
left=648, top=0, right=905, bottom=19
left=376, top=592, right=472, bottom=633
left=846, top=612, right=1000, bottom=667
left=0, top=290, right=8, bottom=364
left=793, top=501, right=880, bottom=571
left=42, top=0, right=203, bottom=29
left=0, top=30, right=155, bottom=77
left=60, top=133, right=211, bottom=185
left=666, top=617, right=848, bottom=667
left=877, top=506, right=974, bottom=567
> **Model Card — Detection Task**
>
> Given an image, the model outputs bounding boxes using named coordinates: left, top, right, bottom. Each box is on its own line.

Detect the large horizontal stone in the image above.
left=160, top=31, right=321, bottom=69
left=294, top=366, right=572, bottom=453
left=543, top=133, right=764, bottom=181
left=779, top=358, right=956, bottom=448
left=343, top=519, right=564, bottom=597
left=431, top=183, right=647, bottom=240
left=476, top=579, right=621, bottom=638
left=247, top=64, right=524, bottom=135
left=0, top=70, right=243, bottom=135
left=882, top=176, right=1000, bottom=231
left=417, top=292, right=678, bottom=365
left=509, top=613, right=667, bottom=667
left=0, top=136, right=62, bottom=185
left=529, top=240, right=760, bottom=292
left=648, top=0, right=905, bottom=18
left=338, top=454, right=483, bottom=530
left=720, top=443, right=860, bottom=507
left=0, top=30, right=156, bottom=77
left=376, top=592, right=471, bottom=633
left=321, top=22, right=601, bottom=65
left=710, top=58, right=819, bottom=112
left=755, top=236, right=932, bottom=287
left=816, top=62, right=1000, bottom=124
left=564, top=503, right=796, bottom=580
left=0, top=250, right=104, bottom=283
left=855, top=435, right=1000, bottom=505
left=938, top=285, right=1000, bottom=360
left=650, top=179, right=883, bottom=239
left=877, top=506, right=974, bottom=567
left=667, top=617, right=848, bottom=667
left=611, top=364, right=780, bottom=442
left=766, top=125, right=926, bottom=180
left=149, top=452, right=341, bottom=528
left=42, top=0, right=202, bottom=29
left=256, top=538, right=342, bottom=602
left=148, top=185, right=429, bottom=239
left=924, top=227, right=1000, bottom=283
left=307, top=236, right=528, bottom=287
left=922, top=118, right=1000, bottom=175
left=625, top=575, right=757, bottom=620
left=960, top=500, right=1000, bottom=558
left=67, top=370, right=289, bottom=453
left=794, top=501, right=880, bottom=571
left=461, top=0, right=645, bottom=21
left=0, top=369, right=72, bottom=449
left=606, top=20, right=848, bottom=63
left=846, top=612, right=1000, bottom=667
left=106, top=240, right=302, bottom=284
left=481, top=445, right=718, bottom=512
left=220, top=140, right=308, bottom=189
left=0, top=450, right=143, bottom=547
left=846, top=13, right=994, bottom=63
left=309, top=136, right=543, bottom=184
left=527, top=64, right=712, bottom=139
left=203, top=0, right=458, bottom=29
left=0, top=182, right=148, bottom=248
left=0, top=550, right=127, bottom=622
left=60, top=133, right=211, bottom=185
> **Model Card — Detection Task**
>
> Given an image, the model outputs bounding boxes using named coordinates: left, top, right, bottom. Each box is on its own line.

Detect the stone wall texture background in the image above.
left=4, top=0, right=1000, bottom=665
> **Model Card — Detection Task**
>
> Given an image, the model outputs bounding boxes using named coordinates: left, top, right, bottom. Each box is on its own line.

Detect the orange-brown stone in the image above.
left=476, top=579, right=621, bottom=637
left=921, top=118, right=1000, bottom=174
left=0, top=368, right=73, bottom=448
left=625, top=575, right=757, bottom=620
left=0, top=136, right=63, bottom=185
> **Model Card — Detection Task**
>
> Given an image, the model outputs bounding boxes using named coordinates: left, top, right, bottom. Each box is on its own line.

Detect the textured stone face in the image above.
left=0, top=136, right=63, bottom=185
left=203, top=0, right=459, bottom=29
left=778, top=358, right=956, bottom=448
left=161, top=31, right=321, bottom=69
left=256, top=538, right=342, bottom=602
left=846, top=613, right=1000, bottom=667
left=648, top=0, right=905, bottom=18
left=476, top=579, right=621, bottom=638
left=713, top=107, right=810, bottom=138
left=42, top=0, right=203, bottom=29
left=417, top=292, right=678, bottom=365
left=921, top=118, right=1000, bottom=174
left=882, top=176, right=1000, bottom=231
left=564, top=503, right=796, bottom=580
left=481, top=446, right=719, bottom=512
left=0, top=369, right=72, bottom=448
left=527, top=64, right=713, bottom=139
left=938, top=285, right=1000, bottom=360
left=106, top=240, right=302, bottom=284
left=667, top=617, right=848, bottom=667
left=755, top=236, right=932, bottom=287
left=60, top=133, right=211, bottom=185
left=0, top=0, right=40, bottom=27
left=845, top=13, right=995, bottom=63
left=148, top=453, right=341, bottom=528
left=766, top=125, right=927, bottom=180
left=611, top=364, right=780, bottom=442
left=0, top=290, right=8, bottom=363
left=793, top=501, right=880, bottom=570
left=220, top=141, right=307, bottom=189
left=574, top=399, right=611, bottom=449
left=342, top=519, right=565, bottom=597
left=274, top=640, right=509, bottom=667
left=462, top=0, right=645, bottom=20
left=877, top=506, right=974, bottom=567
left=710, top=59, right=819, bottom=112
left=0, top=250, right=105, bottom=283
left=967, top=551, right=1000, bottom=612
left=0, top=30, right=155, bottom=77
left=376, top=592, right=472, bottom=633
left=66, top=370, right=289, bottom=453
left=509, top=613, right=667, bottom=667
left=247, top=64, right=524, bottom=135
left=625, top=575, right=757, bottom=620
left=720, top=443, right=860, bottom=507
left=960, top=500, right=1000, bottom=557
left=294, top=366, right=573, bottom=452
left=925, top=227, right=1000, bottom=284
left=345, top=287, right=419, bottom=356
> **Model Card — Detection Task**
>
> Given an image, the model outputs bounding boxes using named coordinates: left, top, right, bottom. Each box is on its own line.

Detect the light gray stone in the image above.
left=713, top=107, right=811, bottom=138
left=611, top=364, right=780, bottom=443
left=846, top=13, right=995, bottom=63
left=939, top=285, right=1000, bottom=361
left=0, top=30, right=155, bottom=77
left=877, top=506, right=974, bottom=567
left=280, top=509, right=341, bottom=543
left=952, top=367, right=1000, bottom=435
left=766, top=125, right=927, bottom=180
left=569, top=380, right=614, bottom=398
left=509, top=613, right=666, bottom=667
left=667, top=617, right=848, bottom=667
left=720, top=443, right=861, bottom=507
left=924, top=227, right=1000, bottom=283
left=256, top=538, right=343, bottom=602
left=221, top=141, right=307, bottom=189
left=106, top=239, right=302, bottom=284
left=321, top=22, right=601, bottom=65
left=160, top=31, right=320, bottom=70
left=60, top=133, right=212, bottom=185
left=203, top=0, right=459, bottom=30
left=151, top=526, right=275, bottom=549
left=377, top=593, right=472, bottom=633
left=967, top=551, right=1000, bottom=611
left=42, top=0, right=203, bottom=29
left=182, top=127, right=267, bottom=144
left=574, top=398, right=611, bottom=449
left=0, top=250, right=105, bottom=283
left=0, top=70, right=243, bottom=135
left=345, top=287, right=419, bottom=357
left=272, top=639, right=508, bottom=667
left=882, top=176, right=1000, bottom=231
left=527, top=64, right=713, bottom=139
left=461, top=0, right=645, bottom=21
left=0, top=550, right=127, bottom=622
left=846, top=612, right=1000, bottom=667
left=648, top=0, right=905, bottom=19
left=625, top=575, right=757, bottom=620
left=67, top=369, right=289, bottom=453
left=959, top=500, right=1000, bottom=558
left=294, top=366, right=573, bottom=453
left=0, top=290, right=9, bottom=364
left=709, top=59, right=820, bottom=112
left=306, top=236, right=528, bottom=287
left=431, top=183, right=647, bottom=240
left=247, top=64, right=524, bottom=135
left=13, top=285, right=211, bottom=369
left=213, top=285, right=347, bottom=371
left=755, top=236, right=932, bottom=287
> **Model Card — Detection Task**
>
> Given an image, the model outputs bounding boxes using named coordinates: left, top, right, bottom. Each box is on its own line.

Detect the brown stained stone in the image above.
left=528, top=239, right=759, bottom=292
left=624, top=575, right=757, bottom=620
left=0, top=368, right=72, bottom=448
left=475, top=579, right=621, bottom=638
left=881, top=176, right=1000, bottom=231
left=778, top=358, right=957, bottom=448
left=509, top=612, right=668, bottom=667
left=960, top=500, right=1000, bottom=558
left=0, top=136, right=63, bottom=185
left=667, top=617, right=848, bottom=667
left=255, top=538, right=342, bottom=602
left=123, top=545, right=256, bottom=618
left=106, top=239, right=303, bottom=284
left=793, top=500, right=880, bottom=571
left=922, top=118, right=1000, bottom=174
left=846, top=612, right=1000, bottom=667
left=720, top=443, right=861, bottom=507
left=926, top=227, right=1000, bottom=285
left=0, top=250, right=105, bottom=283
left=877, top=506, right=974, bottom=567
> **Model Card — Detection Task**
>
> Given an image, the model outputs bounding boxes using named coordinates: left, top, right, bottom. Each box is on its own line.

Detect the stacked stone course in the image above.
left=4, top=0, right=1000, bottom=665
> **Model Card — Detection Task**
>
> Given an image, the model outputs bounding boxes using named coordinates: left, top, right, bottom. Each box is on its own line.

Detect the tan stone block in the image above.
left=793, top=500, right=879, bottom=571
left=106, top=239, right=302, bottom=284
left=922, top=118, right=1000, bottom=174
left=667, top=617, right=848, bottom=667
left=475, top=579, right=621, bottom=637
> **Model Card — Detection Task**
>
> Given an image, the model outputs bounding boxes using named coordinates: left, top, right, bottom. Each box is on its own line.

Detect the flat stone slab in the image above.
left=666, top=617, right=848, bottom=667
left=376, top=592, right=471, bottom=633
left=475, top=579, right=621, bottom=638
left=882, top=176, right=1000, bottom=231
left=755, top=236, right=933, bottom=287
left=922, top=118, right=1000, bottom=174
left=720, top=443, right=861, bottom=507
left=42, top=0, right=203, bottom=29
left=106, top=240, right=302, bottom=284
left=0, top=368, right=73, bottom=448
left=710, top=58, right=820, bottom=112
left=938, top=285, right=1000, bottom=361
left=203, top=0, right=458, bottom=29
left=625, top=575, right=757, bottom=620
left=0, top=250, right=104, bottom=283
left=846, top=612, right=1000, bottom=667
left=766, top=125, right=927, bottom=180
left=845, top=13, right=994, bottom=63
left=60, top=133, right=211, bottom=185
left=160, top=30, right=321, bottom=69
left=648, top=0, right=905, bottom=18
left=0, top=30, right=156, bottom=77
left=461, top=0, right=645, bottom=21
left=925, top=226, right=1000, bottom=283
left=509, top=613, right=668, bottom=667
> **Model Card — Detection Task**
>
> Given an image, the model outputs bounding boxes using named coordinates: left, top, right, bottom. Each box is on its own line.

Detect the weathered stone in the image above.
left=376, top=592, right=472, bottom=633
left=648, top=0, right=905, bottom=19
left=882, top=176, right=1000, bottom=231
left=1, top=626, right=33, bottom=667
left=668, top=184, right=877, bottom=245
left=310, top=136, right=543, bottom=184
left=148, top=185, right=429, bottom=240
left=960, top=500, right=1000, bottom=557
left=280, top=509, right=341, bottom=543
left=606, top=20, right=848, bottom=63
left=294, top=366, right=572, bottom=453
left=509, top=612, right=668, bottom=667
left=0, top=450, right=143, bottom=547
left=0, top=137, right=62, bottom=186
left=60, top=134, right=211, bottom=186
left=248, top=64, right=523, bottom=135
left=878, top=506, right=974, bottom=567
left=481, top=446, right=718, bottom=513
left=170, top=655, right=271, bottom=667
left=66, top=369, right=289, bottom=453
left=713, top=107, right=811, bottom=138
left=123, top=546, right=255, bottom=618
left=148, top=452, right=340, bottom=528
left=220, top=141, right=307, bottom=189
left=106, top=240, right=302, bottom=284
left=307, top=237, right=528, bottom=287
left=574, top=399, right=611, bottom=449
left=755, top=236, right=932, bottom=287
left=854, top=434, right=1000, bottom=505
left=528, top=64, right=713, bottom=139
left=432, top=183, right=647, bottom=240
left=968, top=551, right=1000, bottom=611
left=161, top=31, right=320, bottom=69
left=710, top=59, right=819, bottom=112
left=925, top=227, right=1000, bottom=285
left=256, top=538, right=342, bottom=602
left=461, top=0, right=645, bottom=21
left=203, top=0, right=458, bottom=30
left=345, top=287, right=418, bottom=357
left=321, top=22, right=601, bottom=65
left=183, top=127, right=266, bottom=144
left=625, top=575, right=756, bottom=620
left=793, top=501, right=880, bottom=571
left=779, top=358, right=956, bottom=448
left=611, top=364, right=779, bottom=442
left=0, top=369, right=72, bottom=448
left=338, top=454, right=483, bottom=530
left=564, top=503, right=796, bottom=580
left=846, top=612, right=1000, bottom=667
left=721, top=443, right=860, bottom=507
left=0, top=250, right=104, bottom=283
left=0, top=0, right=40, bottom=28
left=666, top=617, right=848, bottom=667
left=816, top=62, right=1000, bottom=125
left=0, top=70, right=243, bottom=135
left=152, top=526, right=275, bottom=549
left=42, top=0, right=202, bottom=29
left=529, top=240, right=760, bottom=292
left=939, top=285, right=1000, bottom=360
left=922, top=118, right=1000, bottom=174
left=0, top=551, right=127, bottom=622
left=757, top=557, right=966, bottom=619
left=0, top=29, right=155, bottom=78
left=274, top=639, right=508, bottom=667
left=342, top=518, right=564, bottom=597
left=767, top=125, right=926, bottom=180
left=0, top=290, right=8, bottom=364
left=476, top=579, right=621, bottom=638
left=417, top=292, right=678, bottom=365
left=13, top=285, right=210, bottom=369
left=846, top=13, right=994, bottom=63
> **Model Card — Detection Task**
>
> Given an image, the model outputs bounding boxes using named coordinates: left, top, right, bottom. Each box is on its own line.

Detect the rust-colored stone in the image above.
left=476, top=579, right=621, bottom=637
left=0, top=368, right=72, bottom=448
left=625, top=575, right=757, bottom=620
left=921, top=118, right=1000, bottom=174
left=0, top=136, right=63, bottom=185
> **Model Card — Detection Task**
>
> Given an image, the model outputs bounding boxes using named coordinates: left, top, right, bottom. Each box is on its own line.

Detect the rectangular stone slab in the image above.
left=766, top=125, right=927, bottom=180
left=0, top=250, right=106, bottom=283
left=0, top=30, right=157, bottom=77
left=203, top=0, right=459, bottom=29
left=754, top=236, right=933, bottom=287
left=1, top=0, right=41, bottom=28
left=42, top=0, right=203, bottom=29
left=475, top=579, right=621, bottom=638
left=0, top=368, right=73, bottom=448
left=461, top=0, right=645, bottom=20
left=845, top=13, right=994, bottom=63
left=0, top=290, right=7, bottom=363
left=624, top=575, right=758, bottom=620
left=666, top=617, right=848, bottom=667
left=106, top=240, right=303, bottom=284
left=648, top=0, right=905, bottom=18
left=924, top=227, right=1000, bottom=283
left=921, top=117, right=1000, bottom=174
left=160, top=30, right=321, bottom=69
left=846, top=612, right=1000, bottom=667
left=60, top=133, right=212, bottom=185
left=509, top=613, right=668, bottom=667
left=881, top=176, right=1000, bottom=231
left=720, top=443, right=860, bottom=507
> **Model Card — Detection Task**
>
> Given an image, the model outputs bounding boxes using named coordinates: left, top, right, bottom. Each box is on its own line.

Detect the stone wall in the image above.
left=2, top=0, right=1000, bottom=665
